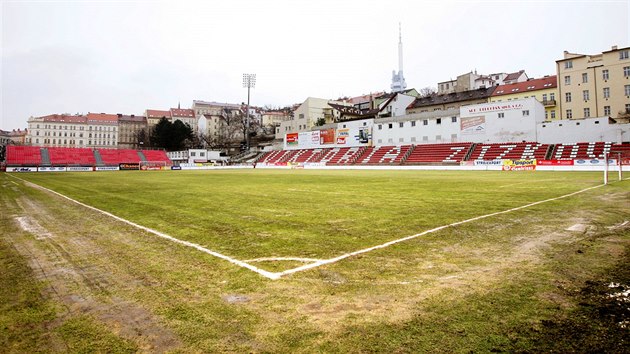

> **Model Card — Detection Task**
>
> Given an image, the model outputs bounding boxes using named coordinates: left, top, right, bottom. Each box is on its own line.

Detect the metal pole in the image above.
left=618, top=152, right=623, bottom=181
left=604, top=152, right=608, bottom=185
left=246, top=84, right=250, bottom=151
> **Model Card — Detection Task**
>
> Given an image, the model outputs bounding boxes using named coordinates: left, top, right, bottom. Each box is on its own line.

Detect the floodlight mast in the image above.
left=243, top=74, right=256, bottom=151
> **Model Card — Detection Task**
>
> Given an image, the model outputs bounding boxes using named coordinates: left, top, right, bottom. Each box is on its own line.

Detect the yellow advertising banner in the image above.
left=502, top=159, right=537, bottom=171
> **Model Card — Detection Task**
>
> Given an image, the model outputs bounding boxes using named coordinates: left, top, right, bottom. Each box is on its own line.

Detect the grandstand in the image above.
left=255, top=141, right=629, bottom=166
left=405, top=143, right=473, bottom=164
left=4, top=146, right=170, bottom=167
left=468, top=142, right=550, bottom=161
left=3, top=141, right=629, bottom=169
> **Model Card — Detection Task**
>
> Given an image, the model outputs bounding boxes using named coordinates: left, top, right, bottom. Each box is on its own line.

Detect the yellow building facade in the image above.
left=556, top=46, right=630, bottom=120
left=489, top=76, right=559, bottom=120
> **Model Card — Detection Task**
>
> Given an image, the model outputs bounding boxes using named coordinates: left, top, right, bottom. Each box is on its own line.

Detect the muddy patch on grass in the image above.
left=9, top=195, right=182, bottom=353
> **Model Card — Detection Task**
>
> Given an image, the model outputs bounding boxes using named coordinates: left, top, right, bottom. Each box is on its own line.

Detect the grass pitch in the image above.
left=7, top=170, right=608, bottom=264
left=1, top=169, right=629, bottom=352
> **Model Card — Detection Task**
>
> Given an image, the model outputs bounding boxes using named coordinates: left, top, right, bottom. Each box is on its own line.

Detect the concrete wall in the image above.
left=537, top=117, right=630, bottom=144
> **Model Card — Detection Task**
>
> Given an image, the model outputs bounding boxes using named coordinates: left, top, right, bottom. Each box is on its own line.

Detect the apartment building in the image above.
left=117, top=114, right=147, bottom=149
left=407, top=86, right=497, bottom=114
left=489, top=76, right=559, bottom=120
left=557, top=45, right=630, bottom=120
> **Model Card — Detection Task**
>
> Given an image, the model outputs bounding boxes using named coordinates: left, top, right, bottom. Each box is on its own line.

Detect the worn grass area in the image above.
left=0, top=178, right=138, bottom=353
left=9, top=169, right=606, bottom=262
left=1, top=170, right=629, bottom=352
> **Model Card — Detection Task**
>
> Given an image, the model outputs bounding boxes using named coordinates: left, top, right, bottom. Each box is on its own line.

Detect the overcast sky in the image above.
left=1, top=0, right=629, bottom=130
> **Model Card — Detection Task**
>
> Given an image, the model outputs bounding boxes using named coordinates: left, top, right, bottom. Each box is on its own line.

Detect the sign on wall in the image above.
left=286, top=133, right=298, bottom=146
left=320, top=128, right=335, bottom=145
left=336, top=128, right=350, bottom=145
left=461, top=116, right=486, bottom=135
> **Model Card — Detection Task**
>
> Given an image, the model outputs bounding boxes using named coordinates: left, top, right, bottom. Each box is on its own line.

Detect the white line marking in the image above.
left=274, top=182, right=611, bottom=278
left=8, top=175, right=280, bottom=280
left=9, top=174, right=628, bottom=280
left=244, top=257, right=322, bottom=263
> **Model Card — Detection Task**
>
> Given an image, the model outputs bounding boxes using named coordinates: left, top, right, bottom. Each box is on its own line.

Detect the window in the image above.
left=550, top=93, right=555, bottom=101
left=602, top=69, right=609, bottom=80
left=626, top=103, right=630, bottom=113
left=584, top=108, right=590, bottom=118
left=436, top=135, right=442, bottom=141
left=604, top=106, right=611, bottom=115
left=388, top=123, right=393, bottom=129
left=378, top=124, right=382, bottom=130
left=582, top=90, right=589, bottom=101
left=603, top=87, right=610, bottom=98
left=299, top=114, right=304, bottom=119
left=399, top=122, right=404, bottom=128
left=436, top=118, right=441, bottom=125
left=411, top=137, right=416, bottom=142
left=542, top=94, right=548, bottom=101
left=564, top=61, right=573, bottom=69
left=624, top=66, right=630, bottom=77
left=564, top=75, right=571, bottom=85
left=620, top=50, right=629, bottom=60
left=566, top=109, right=573, bottom=119
left=545, top=111, right=548, bottom=120
left=423, top=120, right=428, bottom=126
left=411, top=121, right=416, bottom=127
left=522, top=110, right=530, bottom=116
left=551, top=110, right=556, bottom=119
left=399, top=138, right=404, bottom=143
left=422, top=136, right=428, bottom=142
left=498, top=112, right=505, bottom=118
left=451, top=116, right=457, bottom=123
left=582, top=73, right=588, bottom=83
left=565, top=92, right=572, bottom=102
left=625, top=85, right=630, bottom=96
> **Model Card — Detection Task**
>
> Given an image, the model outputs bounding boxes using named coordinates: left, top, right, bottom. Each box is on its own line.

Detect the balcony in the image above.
left=542, top=99, right=556, bottom=107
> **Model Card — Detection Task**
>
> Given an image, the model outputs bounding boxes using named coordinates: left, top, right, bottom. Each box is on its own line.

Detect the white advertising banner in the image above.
left=38, top=166, right=68, bottom=172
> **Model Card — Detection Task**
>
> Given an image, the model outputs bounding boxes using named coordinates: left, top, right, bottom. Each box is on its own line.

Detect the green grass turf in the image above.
left=11, top=169, right=604, bottom=262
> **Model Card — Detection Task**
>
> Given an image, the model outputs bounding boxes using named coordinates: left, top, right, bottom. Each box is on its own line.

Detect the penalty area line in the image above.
left=274, top=181, right=614, bottom=278
left=8, top=174, right=281, bottom=280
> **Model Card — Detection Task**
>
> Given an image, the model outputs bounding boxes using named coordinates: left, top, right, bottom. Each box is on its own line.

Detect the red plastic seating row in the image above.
left=551, top=142, right=611, bottom=160
left=142, top=150, right=172, bottom=164
left=48, top=147, right=96, bottom=166
left=405, top=143, right=473, bottom=163
left=357, top=145, right=411, bottom=164
left=5, top=146, right=42, bottom=165
left=469, top=142, right=549, bottom=161
left=98, top=149, right=141, bottom=164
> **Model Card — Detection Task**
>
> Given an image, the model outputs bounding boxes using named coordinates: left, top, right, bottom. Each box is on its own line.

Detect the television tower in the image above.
left=390, top=23, right=407, bottom=93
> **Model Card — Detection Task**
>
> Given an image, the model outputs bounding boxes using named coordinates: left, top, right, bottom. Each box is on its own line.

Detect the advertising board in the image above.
left=38, top=166, right=67, bottom=172
left=7, top=167, right=37, bottom=172
left=119, top=163, right=140, bottom=170
left=460, top=116, right=486, bottom=135
left=502, top=159, right=537, bottom=171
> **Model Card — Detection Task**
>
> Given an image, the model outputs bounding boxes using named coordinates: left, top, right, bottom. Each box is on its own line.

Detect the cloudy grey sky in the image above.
left=1, top=0, right=629, bottom=130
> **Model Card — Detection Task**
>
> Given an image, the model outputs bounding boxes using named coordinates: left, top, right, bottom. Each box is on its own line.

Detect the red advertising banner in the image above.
left=286, top=133, right=298, bottom=145
left=319, top=128, right=335, bottom=145
left=537, top=160, right=574, bottom=166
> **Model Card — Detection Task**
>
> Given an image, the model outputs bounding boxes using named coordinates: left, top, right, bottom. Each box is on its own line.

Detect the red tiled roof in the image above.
left=504, top=70, right=526, bottom=81
left=42, top=114, right=87, bottom=123
left=491, top=76, right=557, bottom=97
left=87, top=113, right=118, bottom=122
left=170, top=108, right=195, bottom=118
left=146, top=109, right=171, bottom=118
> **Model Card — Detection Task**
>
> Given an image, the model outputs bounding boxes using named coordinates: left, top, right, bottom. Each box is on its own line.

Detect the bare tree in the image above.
left=419, top=87, right=437, bottom=97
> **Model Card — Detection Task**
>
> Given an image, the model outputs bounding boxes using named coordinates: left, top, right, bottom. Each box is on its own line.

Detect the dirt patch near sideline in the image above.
left=11, top=195, right=181, bottom=352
